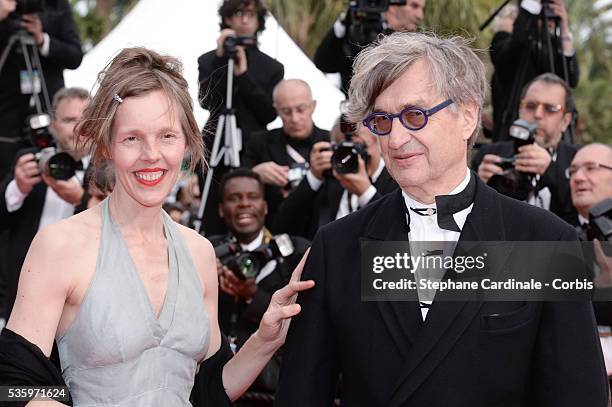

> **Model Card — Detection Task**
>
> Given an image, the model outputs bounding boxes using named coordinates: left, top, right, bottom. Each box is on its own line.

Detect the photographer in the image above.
left=490, top=0, right=579, bottom=141
left=242, top=79, right=329, bottom=226
left=0, top=0, right=83, bottom=180
left=197, top=0, right=284, bottom=236
left=472, top=73, right=579, bottom=224
left=314, top=0, right=425, bottom=95
left=569, top=143, right=612, bottom=382
left=198, top=0, right=283, bottom=146
left=0, top=87, right=90, bottom=320
left=272, top=118, right=397, bottom=240
left=211, top=168, right=309, bottom=406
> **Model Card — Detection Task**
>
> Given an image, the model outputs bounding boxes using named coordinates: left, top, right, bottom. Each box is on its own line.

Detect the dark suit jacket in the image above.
left=272, top=166, right=397, bottom=240
left=0, top=148, right=89, bottom=318
left=490, top=7, right=579, bottom=141
left=471, top=140, right=580, bottom=225
left=0, top=0, right=83, bottom=141
left=313, top=27, right=352, bottom=95
left=276, top=177, right=608, bottom=407
left=242, top=126, right=330, bottom=227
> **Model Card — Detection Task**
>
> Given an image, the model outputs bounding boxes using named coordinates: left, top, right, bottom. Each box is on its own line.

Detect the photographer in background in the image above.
left=0, top=87, right=90, bottom=321
left=314, top=0, right=425, bottom=95
left=197, top=0, right=284, bottom=236
left=210, top=168, right=309, bottom=406
left=242, top=79, right=329, bottom=227
left=490, top=0, right=578, bottom=141
left=273, top=117, right=397, bottom=240
left=0, top=0, right=83, bottom=180
left=472, top=73, right=579, bottom=224
left=569, top=143, right=612, bottom=382
left=198, top=0, right=283, bottom=146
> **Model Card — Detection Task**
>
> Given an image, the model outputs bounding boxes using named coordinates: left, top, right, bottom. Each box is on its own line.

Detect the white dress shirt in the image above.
left=402, top=168, right=474, bottom=320
left=4, top=156, right=89, bottom=231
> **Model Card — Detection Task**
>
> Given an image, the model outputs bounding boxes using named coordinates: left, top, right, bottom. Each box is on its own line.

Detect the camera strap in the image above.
left=286, top=145, right=307, bottom=164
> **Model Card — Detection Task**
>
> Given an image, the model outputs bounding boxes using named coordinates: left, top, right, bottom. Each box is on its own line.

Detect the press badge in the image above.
left=20, top=69, right=41, bottom=94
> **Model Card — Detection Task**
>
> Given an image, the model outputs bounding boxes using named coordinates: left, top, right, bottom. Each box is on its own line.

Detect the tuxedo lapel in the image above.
left=363, top=189, right=423, bottom=357
left=388, top=178, right=510, bottom=407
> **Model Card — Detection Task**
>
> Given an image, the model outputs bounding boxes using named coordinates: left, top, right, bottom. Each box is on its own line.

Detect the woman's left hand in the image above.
left=255, top=249, right=314, bottom=348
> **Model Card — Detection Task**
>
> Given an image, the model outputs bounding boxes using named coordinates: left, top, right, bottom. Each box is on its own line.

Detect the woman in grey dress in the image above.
left=6, top=47, right=313, bottom=406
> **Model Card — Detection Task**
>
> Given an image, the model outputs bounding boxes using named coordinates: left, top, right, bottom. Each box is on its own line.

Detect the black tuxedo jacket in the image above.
left=272, top=166, right=397, bottom=240
left=276, top=177, right=607, bottom=407
left=471, top=140, right=580, bottom=226
left=0, top=148, right=89, bottom=318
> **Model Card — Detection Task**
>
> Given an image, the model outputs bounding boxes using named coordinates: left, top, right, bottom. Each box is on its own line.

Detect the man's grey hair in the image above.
left=51, top=87, right=91, bottom=116
left=347, top=32, right=487, bottom=148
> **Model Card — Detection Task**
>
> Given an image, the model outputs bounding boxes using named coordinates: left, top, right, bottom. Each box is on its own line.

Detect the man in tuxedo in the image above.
left=0, top=87, right=90, bottom=321
left=272, top=119, right=396, bottom=239
left=243, top=79, right=329, bottom=226
left=0, top=0, right=83, bottom=180
left=276, top=32, right=607, bottom=406
left=473, top=72, right=580, bottom=225
left=209, top=168, right=309, bottom=406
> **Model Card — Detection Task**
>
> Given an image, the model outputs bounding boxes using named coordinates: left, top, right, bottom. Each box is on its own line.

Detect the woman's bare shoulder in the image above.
left=35, top=205, right=102, bottom=253
left=175, top=223, right=216, bottom=281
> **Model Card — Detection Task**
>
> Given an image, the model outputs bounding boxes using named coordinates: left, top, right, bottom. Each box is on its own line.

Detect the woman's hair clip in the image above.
left=113, top=94, right=123, bottom=104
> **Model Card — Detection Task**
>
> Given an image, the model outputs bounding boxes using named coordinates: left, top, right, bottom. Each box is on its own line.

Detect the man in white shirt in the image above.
left=276, top=32, right=607, bottom=407
left=0, top=87, right=90, bottom=322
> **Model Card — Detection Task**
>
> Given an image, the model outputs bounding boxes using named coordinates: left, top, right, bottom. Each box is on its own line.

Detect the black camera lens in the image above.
left=332, top=142, right=364, bottom=174
left=46, top=152, right=78, bottom=180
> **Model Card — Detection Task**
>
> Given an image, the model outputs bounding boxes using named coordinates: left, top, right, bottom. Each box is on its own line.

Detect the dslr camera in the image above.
left=578, top=198, right=612, bottom=244
left=28, top=113, right=81, bottom=181
left=344, top=0, right=406, bottom=56
left=487, top=119, right=537, bottom=201
left=214, top=234, right=295, bottom=280
left=5, top=0, right=45, bottom=31
left=329, top=114, right=368, bottom=174
left=223, top=35, right=257, bottom=57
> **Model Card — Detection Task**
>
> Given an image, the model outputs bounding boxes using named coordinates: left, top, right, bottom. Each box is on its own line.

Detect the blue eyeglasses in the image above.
left=362, top=99, right=454, bottom=136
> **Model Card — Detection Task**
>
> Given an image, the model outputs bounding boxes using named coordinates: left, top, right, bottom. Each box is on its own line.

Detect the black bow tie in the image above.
left=403, top=172, right=476, bottom=232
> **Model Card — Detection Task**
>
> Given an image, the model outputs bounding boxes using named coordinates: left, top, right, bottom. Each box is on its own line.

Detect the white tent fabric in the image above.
left=64, top=0, right=345, bottom=131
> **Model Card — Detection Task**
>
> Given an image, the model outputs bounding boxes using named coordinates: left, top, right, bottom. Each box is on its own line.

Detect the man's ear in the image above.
left=461, top=102, right=479, bottom=142
left=264, top=200, right=268, bottom=216
left=560, top=111, right=572, bottom=132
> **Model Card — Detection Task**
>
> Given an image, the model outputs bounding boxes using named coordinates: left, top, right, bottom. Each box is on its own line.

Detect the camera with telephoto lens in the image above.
left=223, top=35, right=257, bottom=57
left=486, top=119, right=537, bottom=201
left=27, top=113, right=81, bottom=181
left=344, top=0, right=406, bottom=56
left=331, top=141, right=368, bottom=174
left=214, top=234, right=295, bottom=280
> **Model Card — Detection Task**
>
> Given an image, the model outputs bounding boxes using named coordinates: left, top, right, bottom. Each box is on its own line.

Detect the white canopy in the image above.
left=64, top=0, right=345, bottom=131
